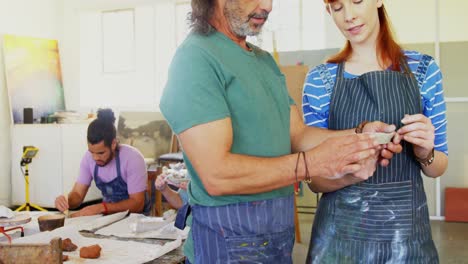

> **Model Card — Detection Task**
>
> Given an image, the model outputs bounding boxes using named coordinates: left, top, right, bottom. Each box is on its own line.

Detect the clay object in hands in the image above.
left=367, top=132, right=395, bottom=144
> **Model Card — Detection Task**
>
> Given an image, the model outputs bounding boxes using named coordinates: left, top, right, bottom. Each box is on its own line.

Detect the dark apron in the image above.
left=191, top=195, right=295, bottom=263
left=94, top=151, right=152, bottom=215
left=307, top=58, right=439, bottom=263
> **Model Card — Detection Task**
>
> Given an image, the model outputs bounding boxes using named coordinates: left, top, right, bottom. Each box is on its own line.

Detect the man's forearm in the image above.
left=202, top=148, right=363, bottom=196
left=179, top=115, right=378, bottom=197
left=289, top=106, right=355, bottom=152
left=67, top=191, right=84, bottom=209
left=106, top=196, right=144, bottom=214
left=190, top=134, right=376, bottom=196
left=197, top=152, right=306, bottom=196
left=292, top=125, right=354, bottom=152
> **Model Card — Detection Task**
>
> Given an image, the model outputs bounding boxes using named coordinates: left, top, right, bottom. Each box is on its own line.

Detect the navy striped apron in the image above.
left=191, top=195, right=295, bottom=263
left=307, top=58, right=439, bottom=263
left=94, top=151, right=152, bottom=215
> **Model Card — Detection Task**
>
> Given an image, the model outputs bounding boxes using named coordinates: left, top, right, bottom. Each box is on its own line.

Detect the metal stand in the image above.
left=15, top=164, right=47, bottom=212
left=0, top=226, right=24, bottom=244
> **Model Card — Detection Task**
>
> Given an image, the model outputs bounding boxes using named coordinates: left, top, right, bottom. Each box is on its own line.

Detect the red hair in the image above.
left=324, top=1, right=405, bottom=72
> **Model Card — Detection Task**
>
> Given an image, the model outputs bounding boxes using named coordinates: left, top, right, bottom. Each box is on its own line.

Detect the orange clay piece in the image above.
left=79, top=244, right=102, bottom=259
left=62, top=238, right=78, bottom=252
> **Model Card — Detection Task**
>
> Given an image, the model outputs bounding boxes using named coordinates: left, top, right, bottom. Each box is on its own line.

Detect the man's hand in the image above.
left=55, top=195, right=69, bottom=212
left=307, top=133, right=379, bottom=180
left=363, top=121, right=403, bottom=167
left=70, top=204, right=104, bottom=218
left=356, top=146, right=380, bottom=179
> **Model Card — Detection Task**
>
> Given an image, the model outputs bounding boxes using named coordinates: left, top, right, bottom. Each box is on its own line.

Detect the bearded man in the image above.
left=160, top=0, right=399, bottom=263
left=55, top=108, right=151, bottom=217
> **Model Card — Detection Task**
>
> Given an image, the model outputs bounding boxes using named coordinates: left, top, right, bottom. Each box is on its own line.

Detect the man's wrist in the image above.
left=355, top=120, right=369, bottom=134
left=102, top=202, right=109, bottom=215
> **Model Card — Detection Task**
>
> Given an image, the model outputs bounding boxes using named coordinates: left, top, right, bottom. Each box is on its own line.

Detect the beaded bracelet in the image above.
left=102, top=202, right=108, bottom=215
left=295, top=151, right=312, bottom=184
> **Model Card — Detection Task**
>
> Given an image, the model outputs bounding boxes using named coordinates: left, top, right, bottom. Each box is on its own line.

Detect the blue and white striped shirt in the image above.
left=302, top=50, right=448, bottom=155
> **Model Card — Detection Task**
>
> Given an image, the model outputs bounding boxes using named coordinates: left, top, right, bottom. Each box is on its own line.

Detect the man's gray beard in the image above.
left=232, top=21, right=262, bottom=37
left=224, top=3, right=264, bottom=37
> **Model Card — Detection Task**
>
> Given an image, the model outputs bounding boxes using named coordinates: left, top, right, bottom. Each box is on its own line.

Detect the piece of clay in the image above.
left=62, top=254, right=69, bottom=262
left=374, top=132, right=395, bottom=144
left=80, top=244, right=102, bottom=259
left=62, top=238, right=78, bottom=252
left=365, top=132, right=395, bottom=144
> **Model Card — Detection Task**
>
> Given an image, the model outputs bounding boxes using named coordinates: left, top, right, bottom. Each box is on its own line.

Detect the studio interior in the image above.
left=0, top=0, right=467, bottom=263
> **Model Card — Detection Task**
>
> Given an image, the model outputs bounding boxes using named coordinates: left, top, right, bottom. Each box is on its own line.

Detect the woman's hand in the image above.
left=155, top=174, right=169, bottom=191
left=178, top=181, right=189, bottom=191
left=397, top=114, right=435, bottom=160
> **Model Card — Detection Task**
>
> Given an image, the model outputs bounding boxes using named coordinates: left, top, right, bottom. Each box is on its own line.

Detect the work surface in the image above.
left=0, top=211, right=185, bottom=264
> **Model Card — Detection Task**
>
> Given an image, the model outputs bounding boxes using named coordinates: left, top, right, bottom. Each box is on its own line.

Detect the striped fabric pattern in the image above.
left=327, top=68, right=421, bottom=185
left=302, top=51, right=448, bottom=155
left=310, top=229, right=438, bottom=263
left=191, top=195, right=295, bottom=263
left=334, top=181, right=413, bottom=242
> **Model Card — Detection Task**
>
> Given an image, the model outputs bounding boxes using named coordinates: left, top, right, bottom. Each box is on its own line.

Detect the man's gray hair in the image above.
left=190, top=0, right=216, bottom=35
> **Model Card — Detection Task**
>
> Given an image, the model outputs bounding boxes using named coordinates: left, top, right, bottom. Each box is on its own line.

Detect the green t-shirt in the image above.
left=160, top=30, right=296, bottom=263
left=160, top=31, right=294, bottom=207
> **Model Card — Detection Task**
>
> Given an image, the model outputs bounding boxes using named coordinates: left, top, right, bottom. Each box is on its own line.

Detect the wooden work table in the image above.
left=80, top=231, right=185, bottom=264
left=0, top=212, right=186, bottom=264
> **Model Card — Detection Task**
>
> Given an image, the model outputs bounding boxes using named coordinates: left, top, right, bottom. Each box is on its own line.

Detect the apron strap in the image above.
left=415, top=54, right=433, bottom=89
left=115, top=150, right=122, bottom=179
left=317, top=64, right=335, bottom=95
left=174, top=203, right=191, bottom=230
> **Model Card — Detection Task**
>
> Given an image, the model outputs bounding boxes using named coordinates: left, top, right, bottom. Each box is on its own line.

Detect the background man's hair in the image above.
left=87, top=108, right=117, bottom=147
left=189, top=0, right=216, bottom=35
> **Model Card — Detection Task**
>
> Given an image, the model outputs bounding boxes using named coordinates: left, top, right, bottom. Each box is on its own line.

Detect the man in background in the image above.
left=55, top=108, right=151, bottom=217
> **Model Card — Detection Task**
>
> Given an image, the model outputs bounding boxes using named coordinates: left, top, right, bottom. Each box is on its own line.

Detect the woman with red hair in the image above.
left=302, top=0, right=448, bottom=262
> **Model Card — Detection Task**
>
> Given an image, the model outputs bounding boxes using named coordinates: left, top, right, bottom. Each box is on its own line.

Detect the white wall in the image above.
left=61, top=0, right=177, bottom=112
left=323, top=0, right=439, bottom=48
left=439, top=0, right=468, bottom=42
left=385, top=0, right=437, bottom=44
left=0, top=0, right=63, bottom=206
left=252, top=0, right=468, bottom=52
left=0, top=0, right=179, bottom=206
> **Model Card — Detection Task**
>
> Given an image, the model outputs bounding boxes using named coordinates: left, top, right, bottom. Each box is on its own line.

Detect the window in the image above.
left=79, top=6, right=156, bottom=110
left=174, top=0, right=330, bottom=52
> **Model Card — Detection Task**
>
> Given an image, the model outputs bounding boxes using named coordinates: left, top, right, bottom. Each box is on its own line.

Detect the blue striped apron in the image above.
left=307, top=58, right=439, bottom=263
left=94, top=151, right=152, bottom=215
left=191, top=195, right=295, bottom=263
